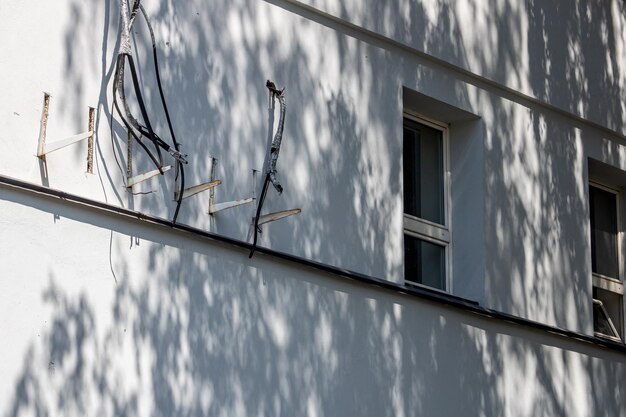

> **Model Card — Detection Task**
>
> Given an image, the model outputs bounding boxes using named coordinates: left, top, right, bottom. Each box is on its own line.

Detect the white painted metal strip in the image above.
left=41, top=130, right=93, bottom=156
left=209, top=197, right=254, bottom=214
left=127, top=165, right=172, bottom=188
left=175, top=179, right=221, bottom=200
left=257, top=208, right=301, bottom=226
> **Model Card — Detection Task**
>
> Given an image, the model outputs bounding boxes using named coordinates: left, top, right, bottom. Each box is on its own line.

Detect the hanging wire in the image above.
left=140, top=4, right=186, bottom=222
left=249, top=173, right=271, bottom=258
left=112, top=0, right=187, bottom=223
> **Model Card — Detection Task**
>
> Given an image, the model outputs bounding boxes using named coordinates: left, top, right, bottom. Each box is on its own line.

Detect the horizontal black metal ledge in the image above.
left=1, top=173, right=625, bottom=355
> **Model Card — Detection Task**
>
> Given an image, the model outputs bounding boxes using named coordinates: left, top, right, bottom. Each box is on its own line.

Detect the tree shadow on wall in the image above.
left=4, top=224, right=507, bottom=416
left=6, top=0, right=626, bottom=416
left=3, top=172, right=626, bottom=417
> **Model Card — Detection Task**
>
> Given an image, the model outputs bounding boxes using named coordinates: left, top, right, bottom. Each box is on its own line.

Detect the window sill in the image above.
left=592, top=273, right=624, bottom=295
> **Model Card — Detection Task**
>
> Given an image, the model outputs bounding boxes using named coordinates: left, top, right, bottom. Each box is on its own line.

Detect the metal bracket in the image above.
left=210, top=198, right=254, bottom=214
left=208, top=157, right=255, bottom=214
left=127, top=165, right=172, bottom=188
left=125, top=129, right=172, bottom=189
left=173, top=156, right=221, bottom=201
left=36, top=93, right=95, bottom=171
left=174, top=179, right=221, bottom=201
left=255, top=208, right=301, bottom=228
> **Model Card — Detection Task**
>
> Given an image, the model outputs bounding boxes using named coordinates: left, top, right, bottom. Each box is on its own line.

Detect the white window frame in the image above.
left=589, top=180, right=624, bottom=341
left=403, top=111, right=452, bottom=292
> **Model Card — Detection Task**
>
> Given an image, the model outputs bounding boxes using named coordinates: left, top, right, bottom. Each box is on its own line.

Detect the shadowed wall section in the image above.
left=1, top=0, right=626, bottom=415
left=1, top=192, right=625, bottom=417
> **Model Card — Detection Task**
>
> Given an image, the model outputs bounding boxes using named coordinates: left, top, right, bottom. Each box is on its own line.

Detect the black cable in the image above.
left=136, top=126, right=173, bottom=151
left=112, top=0, right=187, bottom=223
left=110, top=102, right=156, bottom=195
left=249, top=173, right=271, bottom=258
left=140, top=4, right=185, bottom=223
left=113, top=82, right=162, bottom=170
left=109, top=101, right=128, bottom=185
left=172, top=160, right=184, bottom=223
left=139, top=6, right=179, bottom=149
left=248, top=84, right=288, bottom=258
left=125, top=53, right=165, bottom=165
left=113, top=59, right=162, bottom=170
left=129, top=0, right=141, bottom=23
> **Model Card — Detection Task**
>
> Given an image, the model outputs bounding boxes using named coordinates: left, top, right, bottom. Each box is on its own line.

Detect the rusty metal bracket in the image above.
left=256, top=208, right=301, bottom=227
left=127, top=165, right=172, bottom=188
left=174, top=180, right=221, bottom=201
left=208, top=157, right=255, bottom=215
left=36, top=92, right=96, bottom=172
left=125, top=123, right=172, bottom=189
left=172, top=156, right=221, bottom=201
left=86, top=106, right=95, bottom=173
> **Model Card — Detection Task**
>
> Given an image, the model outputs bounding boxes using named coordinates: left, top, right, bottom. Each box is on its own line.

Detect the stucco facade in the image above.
left=1, top=1, right=626, bottom=416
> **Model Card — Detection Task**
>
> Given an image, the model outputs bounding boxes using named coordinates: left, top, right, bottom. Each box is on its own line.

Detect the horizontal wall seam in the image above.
left=1, top=173, right=625, bottom=355
left=271, top=0, right=626, bottom=141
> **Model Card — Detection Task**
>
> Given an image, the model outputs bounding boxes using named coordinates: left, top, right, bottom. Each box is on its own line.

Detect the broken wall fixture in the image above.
left=36, top=92, right=96, bottom=173
left=126, top=129, right=173, bottom=188
left=173, top=157, right=221, bottom=201
left=249, top=80, right=301, bottom=258
left=112, top=0, right=188, bottom=222
left=108, top=4, right=299, bottom=236
left=208, top=158, right=255, bottom=215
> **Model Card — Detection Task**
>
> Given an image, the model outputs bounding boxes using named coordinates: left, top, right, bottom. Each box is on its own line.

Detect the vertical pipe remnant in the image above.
left=126, top=129, right=133, bottom=181
left=209, top=157, right=217, bottom=213
left=266, top=80, right=286, bottom=193
left=37, top=92, right=51, bottom=160
left=86, top=107, right=95, bottom=173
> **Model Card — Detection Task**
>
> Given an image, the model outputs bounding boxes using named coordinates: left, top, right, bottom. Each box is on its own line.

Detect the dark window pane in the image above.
left=590, top=186, right=619, bottom=279
left=404, top=234, right=446, bottom=290
left=403, top=119, right=444, bottom=224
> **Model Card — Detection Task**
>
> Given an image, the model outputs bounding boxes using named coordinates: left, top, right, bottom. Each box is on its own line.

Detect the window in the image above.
left=403, top=113, right=450, bottom=291
left=589, top=181, right=624, bottom=341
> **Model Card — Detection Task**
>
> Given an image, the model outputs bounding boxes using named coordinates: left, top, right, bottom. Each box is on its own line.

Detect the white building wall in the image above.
left=1, top=0, right=625, bottom=415
left=1, top=193, right=625, bottom=417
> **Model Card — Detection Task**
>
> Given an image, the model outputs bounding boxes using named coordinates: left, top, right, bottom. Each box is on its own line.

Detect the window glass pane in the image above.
left=404, top=234, right=445, bottom=290
left=403, top=119, right=444, bottom=224
left=590, top=186, right=619, bottom=279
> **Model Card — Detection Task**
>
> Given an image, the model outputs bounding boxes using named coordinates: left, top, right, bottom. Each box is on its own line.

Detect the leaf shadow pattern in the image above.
left=3, top=175, right=626, bottom=416
left=4, top=0, right=626, bottom=416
